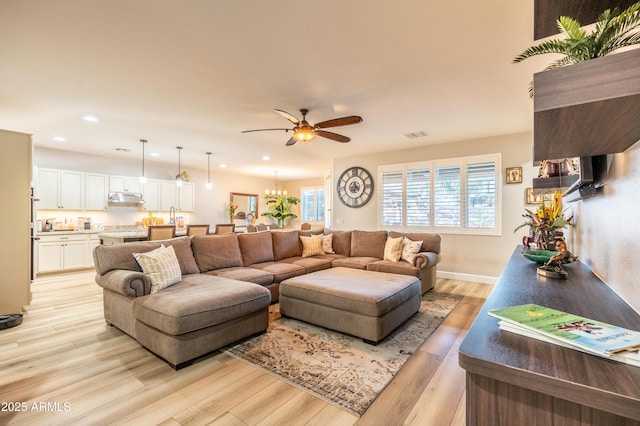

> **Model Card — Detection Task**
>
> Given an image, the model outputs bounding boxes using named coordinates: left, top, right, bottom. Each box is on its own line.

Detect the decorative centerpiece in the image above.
left=516, top=191, right=576, bottom=279
left=225, top=202, right=238, bottom=224
left=261, top=195, right=299, bottom=229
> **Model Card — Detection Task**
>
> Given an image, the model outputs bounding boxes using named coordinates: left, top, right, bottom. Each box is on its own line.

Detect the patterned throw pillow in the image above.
left=401, top=237, right=423, bottom=264
left=132, top=245, right=182, bottom=293
left=383, top=236, right=404, bottom=262
left=300, top=234, right=324, bottom=257
left=322, top=233, right=335, bottom=254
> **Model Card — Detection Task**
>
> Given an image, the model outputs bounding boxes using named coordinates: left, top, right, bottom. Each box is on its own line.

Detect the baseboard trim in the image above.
left=437, top=270, right=497, bottom=285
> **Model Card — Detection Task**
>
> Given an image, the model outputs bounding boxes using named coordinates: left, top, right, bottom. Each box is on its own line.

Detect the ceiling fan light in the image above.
left=293, top=128, right=315, bottom=142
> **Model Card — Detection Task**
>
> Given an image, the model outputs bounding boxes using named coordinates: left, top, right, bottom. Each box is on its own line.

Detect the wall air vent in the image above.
left=404, top=131, right=428, bottom=139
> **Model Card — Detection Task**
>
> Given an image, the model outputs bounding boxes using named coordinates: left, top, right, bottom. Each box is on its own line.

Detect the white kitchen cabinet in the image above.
left=36, top=168, right=84, bottom=210
left=36, top=234, right=89, bottom=273
left=179, top=182, right=195, bottom=212
left=86, top=234, right=100, bottom=267
left=85, top=173, right=108, bottom=210
left=109, top=175, right=141, bottom=193
left=141, top=178, right=161, bottom=212
left=160, top=180, right=194, bottom=212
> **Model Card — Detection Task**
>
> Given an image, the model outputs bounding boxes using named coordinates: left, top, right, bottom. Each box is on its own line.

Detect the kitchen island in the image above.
left=99, top=228, right=187, bottom=245
left=459, top=248, right=640, bottom=425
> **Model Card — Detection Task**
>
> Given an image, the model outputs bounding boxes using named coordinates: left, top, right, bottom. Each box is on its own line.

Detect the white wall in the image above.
left=571, top=141, right=640, bottom=312
left=332, top=132, right=538, bottom=282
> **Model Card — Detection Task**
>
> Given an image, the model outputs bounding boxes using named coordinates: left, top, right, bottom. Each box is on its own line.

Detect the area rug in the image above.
left=223, top=292, right=462, bottom=415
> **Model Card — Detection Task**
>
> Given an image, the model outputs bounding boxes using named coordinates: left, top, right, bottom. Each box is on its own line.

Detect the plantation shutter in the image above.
left=406, top=167, right=430, bottom=226
left=381, top=169, right=403, bottom=226
left=301, top=189, right=315, bottom=222
left=316, top=189, right=325, bottom=222
left=434, top=165, right=461, bottom=227
left=466, top=161, right=496, bottom=228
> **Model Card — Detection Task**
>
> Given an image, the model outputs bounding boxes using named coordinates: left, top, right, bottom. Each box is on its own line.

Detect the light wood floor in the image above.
left=0, top=271, right=491, bottom=425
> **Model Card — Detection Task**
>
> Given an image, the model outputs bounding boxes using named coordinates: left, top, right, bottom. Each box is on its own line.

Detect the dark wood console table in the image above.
left=459, top=248, right=640, bottom=425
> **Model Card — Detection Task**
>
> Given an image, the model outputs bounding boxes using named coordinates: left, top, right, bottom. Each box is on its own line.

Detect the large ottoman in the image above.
left=279, top=267, right=421, bottom=344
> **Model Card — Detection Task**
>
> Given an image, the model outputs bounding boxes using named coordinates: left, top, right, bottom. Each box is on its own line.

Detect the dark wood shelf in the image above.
left=534, top=0, right=638, bottom=40
left=459, top=248, right=640, bottom=424
left=533, top=48, right=640, bottom=161
left=532, top=174, right=578, bottom=192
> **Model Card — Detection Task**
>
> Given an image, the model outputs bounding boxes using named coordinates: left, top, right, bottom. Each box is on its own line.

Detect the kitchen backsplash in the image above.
left=36, top=210, right=191, bottom=231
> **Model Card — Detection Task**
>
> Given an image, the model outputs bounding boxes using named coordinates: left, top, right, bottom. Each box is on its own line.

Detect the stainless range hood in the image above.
left=108, top=192, right=144, bottom=205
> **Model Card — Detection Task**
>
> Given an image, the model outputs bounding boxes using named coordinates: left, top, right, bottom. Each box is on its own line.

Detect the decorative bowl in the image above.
left=522, top=249, right=575, bottom=265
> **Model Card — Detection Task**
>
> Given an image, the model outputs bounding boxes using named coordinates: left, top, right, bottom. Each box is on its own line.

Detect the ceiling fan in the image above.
left=242, top=108, right=363, bottom=146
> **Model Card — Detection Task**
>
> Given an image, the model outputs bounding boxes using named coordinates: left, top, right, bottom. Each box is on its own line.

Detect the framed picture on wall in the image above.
left=506, top=166, right=523, bottom=184
left=526, top=188, right=553, bottom=205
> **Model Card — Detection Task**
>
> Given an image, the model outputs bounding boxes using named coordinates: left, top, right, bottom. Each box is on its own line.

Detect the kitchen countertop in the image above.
left=98, top=229, right=187, bottom=238
left=37, top=230, right=100, bottom=236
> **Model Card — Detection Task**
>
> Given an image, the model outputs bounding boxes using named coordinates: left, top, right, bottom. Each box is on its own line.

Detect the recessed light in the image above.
left=262, top=155, right=271, bottom=161
left=53, top=136, right=66, bottom=142
left=219, top=163, right=227, bottom=168
left=150, top=152, right=159, bottom=157
left=82, top=114, right=99, bottom=122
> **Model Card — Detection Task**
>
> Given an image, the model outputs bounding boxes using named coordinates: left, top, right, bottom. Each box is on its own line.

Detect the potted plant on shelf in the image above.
left=515, top=191, right=573, bottom=251
left=513, top=2, right=640, bottom=97
left=261, top=194, right=299, bottom=229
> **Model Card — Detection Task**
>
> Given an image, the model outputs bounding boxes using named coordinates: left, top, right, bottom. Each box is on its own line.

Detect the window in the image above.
left=379, top=154, right=500, bottom=234
left=301, top=187, right=325, bottom=222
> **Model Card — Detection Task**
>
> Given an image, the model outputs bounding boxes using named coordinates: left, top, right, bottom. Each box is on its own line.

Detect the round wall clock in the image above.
left=337, top=166, right=374, bottom=208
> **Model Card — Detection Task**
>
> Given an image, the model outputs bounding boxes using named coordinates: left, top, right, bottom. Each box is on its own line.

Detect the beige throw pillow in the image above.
left=383, top=236, right=404, bottom=262
left=401, top=237, right=423, bottom=264
left=133, top=245, right=182, bottom=293
left=300, top=234, right=324, bottom=257
left=322, top=234, right=335, bottom=254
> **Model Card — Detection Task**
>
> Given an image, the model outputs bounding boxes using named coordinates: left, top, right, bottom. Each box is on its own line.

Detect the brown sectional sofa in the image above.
left=93, top=229, right=441, bottom=368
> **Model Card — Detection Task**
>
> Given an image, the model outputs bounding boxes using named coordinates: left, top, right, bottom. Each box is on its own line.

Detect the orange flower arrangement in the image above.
left=515, top=190, right=573, bottom=249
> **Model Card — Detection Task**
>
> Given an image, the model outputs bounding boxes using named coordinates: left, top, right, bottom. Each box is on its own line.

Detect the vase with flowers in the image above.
left=225, top=202, right=238, bottom=224
left=515, top=191, right=573, bottom=250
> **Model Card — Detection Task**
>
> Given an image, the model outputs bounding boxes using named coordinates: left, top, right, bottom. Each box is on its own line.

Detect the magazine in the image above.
left=488, top=303, right=640, bottom=358
left=498, top=320, right=640, bottom=367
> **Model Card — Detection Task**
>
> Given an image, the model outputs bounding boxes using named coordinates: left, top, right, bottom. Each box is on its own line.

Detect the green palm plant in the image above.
left=261, top=194, right=299, bottom=228
left=514, top=2, right=640, bottom=97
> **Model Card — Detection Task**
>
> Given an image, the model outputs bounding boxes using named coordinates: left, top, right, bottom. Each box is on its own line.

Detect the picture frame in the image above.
left=526, top=188, right=553, bottom=205
left=506, top=166, right=523, bottom=184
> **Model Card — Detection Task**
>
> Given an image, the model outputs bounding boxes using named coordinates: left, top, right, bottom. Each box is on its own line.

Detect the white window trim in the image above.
left=377, top=153, right=502, bottom=236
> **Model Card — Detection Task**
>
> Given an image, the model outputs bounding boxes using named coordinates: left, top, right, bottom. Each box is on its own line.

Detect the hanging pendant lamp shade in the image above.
left=206, top=152, right=212, bottom=190
left=139, top=139, right=147, bottom=184
left=175, top=146, right=183, bottom=187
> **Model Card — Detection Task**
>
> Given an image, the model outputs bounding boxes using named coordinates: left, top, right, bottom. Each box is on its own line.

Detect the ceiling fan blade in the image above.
left=241, top=128, right=290, bottom=133
left=316, top=130, right=350, bottom=143
left=314, top=115, right=363, bottom=129
left=285, top=137, right=297, bottom=146
left=274, top=109, right=300, bottom=125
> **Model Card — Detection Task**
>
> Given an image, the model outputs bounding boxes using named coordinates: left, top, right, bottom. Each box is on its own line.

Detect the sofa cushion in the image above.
left=271, top=230, right=302, bottom=260
left=350, top=230, right=387, bottom=258
left=278, top=256, right=333, bottom=274
left=238, top=232, right=274, bottom=266
left=300, top=234, right=324, bottom=257
left=93, top=236, right=199, bottom=276
left=191, top=234, right=242, bottom=272
left=327, top=230, right=352, bottom=256
left=383, top=236, right=404, bottom=262
left=331, top=256, right=381, bottom=270
left=133, top=245, right=182, bottom=293
left=322, top=234, right=335, bottom=254
left=133, top=274, right=271, bottom=335
left=367, top=260, right=421, bottom=277
left=249, top=262, right=305, bottom=283
left=401, top=237, right=423, bottom=264
left=205, top=267, right=273, bottom=286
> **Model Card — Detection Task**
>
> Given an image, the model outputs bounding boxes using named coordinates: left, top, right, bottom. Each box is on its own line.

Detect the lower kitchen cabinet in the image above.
left=36, top=233, right=98, bottom=274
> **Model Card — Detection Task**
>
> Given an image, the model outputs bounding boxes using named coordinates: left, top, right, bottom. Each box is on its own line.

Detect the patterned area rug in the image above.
left=224, top=292, right=462, bottom=415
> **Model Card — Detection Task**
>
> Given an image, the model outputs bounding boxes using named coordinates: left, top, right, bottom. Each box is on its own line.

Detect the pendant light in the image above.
left=175, top=146, right=183, bottom=187
left=265, top=170, right=286, bottom=196
left=206, top=152, right=212, bottom=190
left=139, top=139, right=147, bottom=184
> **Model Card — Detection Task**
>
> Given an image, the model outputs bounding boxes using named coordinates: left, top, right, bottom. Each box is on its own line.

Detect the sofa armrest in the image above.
left=95, top=269, right=151, bottom=298
left=413, top=252, right=440, bottom=269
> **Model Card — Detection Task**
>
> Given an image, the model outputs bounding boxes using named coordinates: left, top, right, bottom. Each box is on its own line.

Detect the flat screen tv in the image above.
left=563, top=155, right=608, bottom=202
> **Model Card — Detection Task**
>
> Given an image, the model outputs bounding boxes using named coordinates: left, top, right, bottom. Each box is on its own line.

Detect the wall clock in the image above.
left=337, top=166, right=374, bottom=208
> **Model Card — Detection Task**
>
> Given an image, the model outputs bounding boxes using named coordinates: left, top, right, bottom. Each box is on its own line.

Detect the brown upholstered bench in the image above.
left=279, top=267, right=421, bottom=344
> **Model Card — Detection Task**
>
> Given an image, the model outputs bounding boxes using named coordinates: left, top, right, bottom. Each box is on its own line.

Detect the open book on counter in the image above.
left=489, top=303, right=640, bottom=367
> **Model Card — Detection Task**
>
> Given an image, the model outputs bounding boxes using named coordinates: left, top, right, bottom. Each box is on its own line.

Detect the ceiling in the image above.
left=0, top=0, right=550, bottom=180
